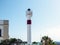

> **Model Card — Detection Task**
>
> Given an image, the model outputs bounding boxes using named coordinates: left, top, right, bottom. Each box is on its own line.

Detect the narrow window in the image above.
left=0, top=29, right=1, bottom=37
left=27, top=20, right=31, bottom=24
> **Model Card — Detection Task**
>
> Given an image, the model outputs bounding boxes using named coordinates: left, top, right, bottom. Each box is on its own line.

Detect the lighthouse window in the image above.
left=0, top=29, right=1, bottom=37
left=27, top=20, right=31, bottom=24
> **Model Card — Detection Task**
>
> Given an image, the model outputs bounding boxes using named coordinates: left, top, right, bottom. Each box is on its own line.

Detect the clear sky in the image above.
left=0, top=0, right=60, bottom=42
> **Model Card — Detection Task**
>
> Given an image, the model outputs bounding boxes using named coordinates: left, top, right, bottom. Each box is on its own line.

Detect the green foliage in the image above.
left=0, top=39, right=10, bottom=45
left=41, top=36, right=57, bottom=45
left=32, top=41, right=37, bottom=44
left=52, top=42, right=56, bottom=45
left=9, top=38, right=17, bottom=43
left=0, top=38, right=22, bottom=45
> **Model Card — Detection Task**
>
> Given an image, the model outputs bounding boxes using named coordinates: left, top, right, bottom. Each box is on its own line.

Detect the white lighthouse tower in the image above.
left=26, top=8, right=32, bottom=45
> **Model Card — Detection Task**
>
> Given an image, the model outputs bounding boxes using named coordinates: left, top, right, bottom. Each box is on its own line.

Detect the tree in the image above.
left=0, top=38, right=23, bottom=45
left=41, top=36, right=56, bottom=45
left=0, top=39, right=10, bottom=45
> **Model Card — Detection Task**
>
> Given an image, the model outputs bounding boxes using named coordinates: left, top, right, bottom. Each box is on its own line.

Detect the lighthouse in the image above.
left=26, top=8, right=32, bottom=45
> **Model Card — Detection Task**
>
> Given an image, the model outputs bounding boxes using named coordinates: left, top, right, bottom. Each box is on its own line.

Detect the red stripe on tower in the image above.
left=27, top=20, right=31, bottom=24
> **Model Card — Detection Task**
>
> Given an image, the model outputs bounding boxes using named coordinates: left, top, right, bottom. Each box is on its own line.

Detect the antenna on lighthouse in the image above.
left=26, top=8, right=32, bottom=45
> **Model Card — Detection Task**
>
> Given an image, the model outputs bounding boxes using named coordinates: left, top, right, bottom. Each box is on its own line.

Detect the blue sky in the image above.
left=0, top=0, right=60, bottom=42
